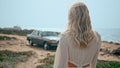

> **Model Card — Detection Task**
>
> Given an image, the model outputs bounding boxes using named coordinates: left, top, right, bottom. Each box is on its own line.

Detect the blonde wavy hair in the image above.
left=64, top=2, right=96, bottom=48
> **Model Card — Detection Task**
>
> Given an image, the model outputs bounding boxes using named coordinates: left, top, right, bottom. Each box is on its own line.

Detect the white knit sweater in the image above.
left=54, top=32, right=101, bottom=68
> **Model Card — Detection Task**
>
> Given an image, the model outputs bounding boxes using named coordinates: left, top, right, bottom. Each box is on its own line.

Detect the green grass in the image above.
left=37, top=55, right=120, bottom=68
left=0, top=50, right=34, bottom=68
left=97, top=60, right=120, bottom=68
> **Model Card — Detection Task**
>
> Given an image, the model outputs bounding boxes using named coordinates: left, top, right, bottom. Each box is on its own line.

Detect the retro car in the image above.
left=27, top=30, right=60, bottom=50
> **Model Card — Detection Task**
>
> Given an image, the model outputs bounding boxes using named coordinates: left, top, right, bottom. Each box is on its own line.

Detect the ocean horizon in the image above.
left=94, top=28, right=120, bottom=43
left=39, top=28, right=120, bottom=43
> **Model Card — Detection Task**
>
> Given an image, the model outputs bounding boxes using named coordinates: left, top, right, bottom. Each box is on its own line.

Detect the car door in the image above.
left=35, top=31, right=44, bottom=45
left=31, top=31, right=39, bottom=44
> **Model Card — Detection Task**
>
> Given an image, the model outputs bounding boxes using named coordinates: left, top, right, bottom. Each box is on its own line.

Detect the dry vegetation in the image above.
left=36, top=55, right=120, bottom=68
left=0, top=50, right=34, bottom=68
left=0, top=34, right=120, bottom=68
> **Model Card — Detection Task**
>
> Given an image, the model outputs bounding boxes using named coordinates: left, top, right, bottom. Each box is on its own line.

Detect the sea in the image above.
left=94, top=28, right=120, bottom=43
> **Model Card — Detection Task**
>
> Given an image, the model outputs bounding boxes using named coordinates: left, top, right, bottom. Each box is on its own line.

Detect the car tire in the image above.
left=29, top=40, right=33, bottom=46
left=44, top=43, right=49, bottom=50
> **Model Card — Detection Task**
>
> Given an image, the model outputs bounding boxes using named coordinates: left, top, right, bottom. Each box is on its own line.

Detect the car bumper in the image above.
left=48, top=43, right=58, bottom=46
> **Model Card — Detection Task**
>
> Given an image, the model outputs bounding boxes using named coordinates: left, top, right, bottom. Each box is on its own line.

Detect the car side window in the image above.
left=32, top=31, right=38, bottom=36
left=37, top=32, right=39, bottom=36
left=38, top=32, right=42, bottom=37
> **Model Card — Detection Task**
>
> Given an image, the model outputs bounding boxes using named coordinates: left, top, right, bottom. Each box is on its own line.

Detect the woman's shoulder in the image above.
left=59, top=32, right=70, bottom=43
left=93, top=31, right=101, bottom=47
left=57, top=33, right=70, bottom=48
left=61, top=31, right=69, bottom=37
left=60, top=33, right=68, bottom=41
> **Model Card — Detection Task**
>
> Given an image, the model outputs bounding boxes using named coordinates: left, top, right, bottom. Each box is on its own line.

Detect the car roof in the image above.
left=33, top=30, right=59, bottom=33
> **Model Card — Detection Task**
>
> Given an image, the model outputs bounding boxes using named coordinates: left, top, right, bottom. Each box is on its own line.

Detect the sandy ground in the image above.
left=0, top=34, right=120, bottom=68
left=99, top=42, right=120, bottom=62
left=0, top=34, right=55, bottom=68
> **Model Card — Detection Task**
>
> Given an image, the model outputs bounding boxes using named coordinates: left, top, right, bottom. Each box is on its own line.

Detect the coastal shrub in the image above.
left=0, top=50, right=34, bottom=68
left=0, top=28, right=33, bottom=36
left=36, top=55, right=54, bottom=68
left=0, top=36, right=16, bottom=40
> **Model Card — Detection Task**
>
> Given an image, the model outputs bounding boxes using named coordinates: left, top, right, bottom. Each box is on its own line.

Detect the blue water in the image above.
left=94, top=28, right=120, bottom=43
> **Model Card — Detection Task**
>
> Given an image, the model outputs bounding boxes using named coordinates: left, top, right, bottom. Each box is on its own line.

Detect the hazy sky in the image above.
left=0, top=0, right=120, bottom=31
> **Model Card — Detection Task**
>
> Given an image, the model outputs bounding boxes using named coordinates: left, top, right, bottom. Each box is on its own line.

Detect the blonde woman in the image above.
left=54, top=2, right=101, bottom=68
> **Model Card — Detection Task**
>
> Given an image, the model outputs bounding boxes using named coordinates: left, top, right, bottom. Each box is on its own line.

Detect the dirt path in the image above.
left=0, top=34, right=120, bottom=68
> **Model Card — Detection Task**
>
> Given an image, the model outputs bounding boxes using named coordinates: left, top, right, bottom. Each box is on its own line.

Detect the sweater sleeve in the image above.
left=91, top=32, right=101, bottom=68
left=90, top=46, right=100, bottom=68
left=53, top=36, right=68, bottom=68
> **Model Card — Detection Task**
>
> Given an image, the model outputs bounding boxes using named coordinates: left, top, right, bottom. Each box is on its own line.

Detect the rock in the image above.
left=112, top=47, right=120, bottom=56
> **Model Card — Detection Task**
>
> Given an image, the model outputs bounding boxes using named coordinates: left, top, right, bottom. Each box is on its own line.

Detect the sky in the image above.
left=0, top=0, right=120, bottom=31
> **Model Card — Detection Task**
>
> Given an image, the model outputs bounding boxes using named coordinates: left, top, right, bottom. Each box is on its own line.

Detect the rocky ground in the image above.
left=0, top=34, right=120, bottom=68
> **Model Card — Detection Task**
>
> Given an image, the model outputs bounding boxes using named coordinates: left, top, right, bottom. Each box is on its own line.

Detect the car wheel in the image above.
left=29, top=40, right=33, bottom=46
left=44, top=43, right=49, bottom=50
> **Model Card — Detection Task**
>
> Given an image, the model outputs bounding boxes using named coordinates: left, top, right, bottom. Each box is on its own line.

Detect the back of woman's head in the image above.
left=65, top=2, right=96, bottom=48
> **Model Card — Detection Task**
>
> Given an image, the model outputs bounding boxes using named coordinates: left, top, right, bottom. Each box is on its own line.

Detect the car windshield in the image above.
left=41, top=31, right=58, bottom=37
